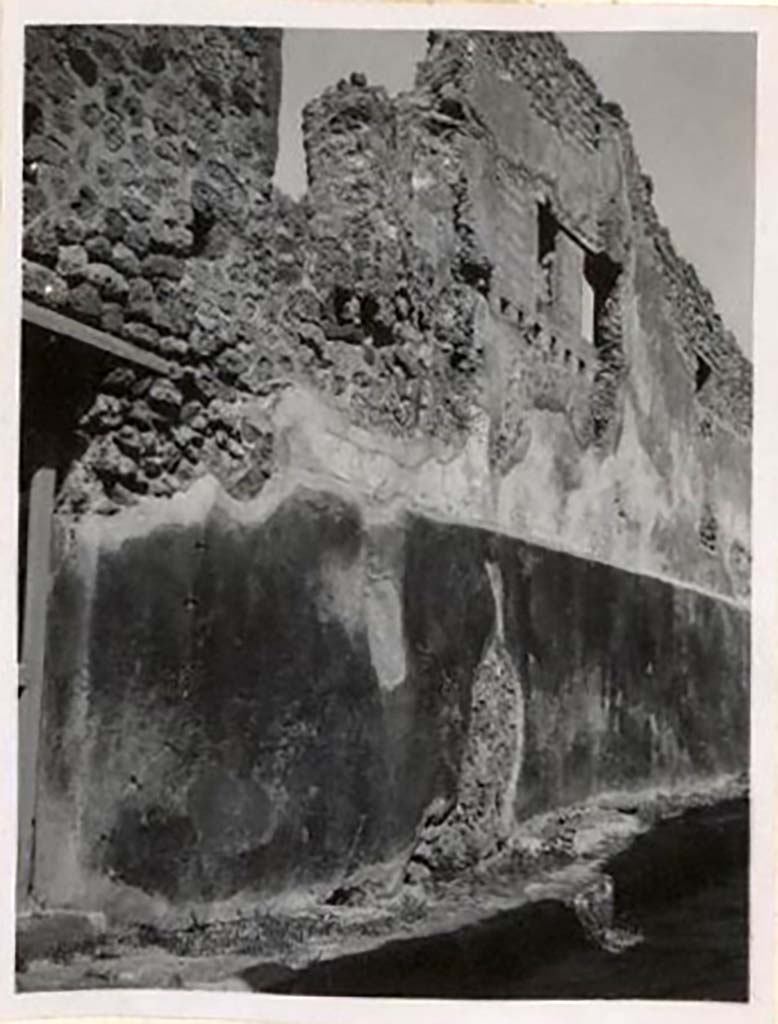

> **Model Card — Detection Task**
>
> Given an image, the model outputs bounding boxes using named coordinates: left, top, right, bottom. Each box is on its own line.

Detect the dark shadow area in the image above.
left=18, top=320, right=115, bottom=656
left=584, top=249, right=621, bottom=351
left=537, top=200, right=558, bottom=263
left=696, top=353, right=712, bottom=393
left=249, top=798, right=748, bottom=1001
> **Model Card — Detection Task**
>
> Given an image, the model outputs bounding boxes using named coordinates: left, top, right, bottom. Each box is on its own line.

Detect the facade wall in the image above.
left=22, top=25, right=297, bottom=508
left=404, top=31, right=752, bottom=601
left=20, top=28, right=753, bottom=920
left=36, top=482, right=748, bottom=919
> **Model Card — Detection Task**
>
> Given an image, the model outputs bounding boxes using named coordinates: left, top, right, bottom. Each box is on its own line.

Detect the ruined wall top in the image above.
left=21, top=26, right=752, bottom=600
left=291, top=29, right=751, bottom=600
left=414, top=30, right=752, bottom=436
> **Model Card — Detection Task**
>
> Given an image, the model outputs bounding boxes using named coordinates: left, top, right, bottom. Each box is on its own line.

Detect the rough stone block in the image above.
left=101, top=302, right=125, bottom=335
left=85, top=235, right=113, bottom=263
left=68, top=281, right=103, bottom=321
left=122, top=320, right=161, bottom=350
left=84, top=262, right=129, bottom=301
left=125, top=222, right=151, bottom=256
left=141, top=253, right=184, bottom=281
left=23, top=260, right=68, bottom=306
left=109, top=241, right=142, bottom=278
left=126, top=277, right=156, bottom=321
left=147, top=377, right=183, bottom=411
left=24, top=217, right=60, bottom=265
left=56, top=244, right=89, bottom=280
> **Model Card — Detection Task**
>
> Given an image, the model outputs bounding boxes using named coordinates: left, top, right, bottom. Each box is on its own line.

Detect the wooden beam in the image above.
left=22, top=300, right=172, bottom=375
left=17, top=465, right=56, bottom=907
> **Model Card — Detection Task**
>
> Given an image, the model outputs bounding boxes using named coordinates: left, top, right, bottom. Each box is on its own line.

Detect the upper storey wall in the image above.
left=20, top=27, right=752, bottom=601
left=416, top=31, right=752, bottom=438
left=299, top=31, right=752, bottom=599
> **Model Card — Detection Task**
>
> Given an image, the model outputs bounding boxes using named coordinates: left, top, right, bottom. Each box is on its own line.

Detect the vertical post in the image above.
left=17, top=465, right=56, bottom=907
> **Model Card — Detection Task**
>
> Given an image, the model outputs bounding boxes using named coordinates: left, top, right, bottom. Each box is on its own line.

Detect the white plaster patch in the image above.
left=365, top=576, right=406, bottom=693
left=318, top=551, right=365, bottom=642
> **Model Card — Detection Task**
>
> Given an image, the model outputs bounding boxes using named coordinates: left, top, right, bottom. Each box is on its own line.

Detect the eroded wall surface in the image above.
left=37, top=472, right=748, bottom=919
left=23, top=29, right=752, bottom=601
left=20, top=28, right=752, bottom=920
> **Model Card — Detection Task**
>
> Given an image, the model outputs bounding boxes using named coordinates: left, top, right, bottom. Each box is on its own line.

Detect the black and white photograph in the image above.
left=4, top=1, right=777, bottom=1016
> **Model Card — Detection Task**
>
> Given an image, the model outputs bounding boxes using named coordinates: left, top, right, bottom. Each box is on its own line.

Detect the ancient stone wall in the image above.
left=20, top=27, right=753, bottom=923
left=35, top=481, right=748, bottom=919
left=23, top=29, right=752, bottom=600
left=293, top=30, right=752, bottom=599
left=22, top=25, right=297, bottom=508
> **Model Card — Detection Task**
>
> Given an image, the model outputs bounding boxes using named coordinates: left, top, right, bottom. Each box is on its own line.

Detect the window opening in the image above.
left=537, top=201, right=558, bottom=310
left=695, top=354, right=712, bottom=393
left=583, top=249, right=621, bottom=349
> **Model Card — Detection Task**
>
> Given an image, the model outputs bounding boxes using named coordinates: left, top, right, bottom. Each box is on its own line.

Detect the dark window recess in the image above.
left=536, top=202, right=558, bottom=311
left=583, top=250, right=621, bottom=350
left=695, top=354, right=712, bottom=393
left=537, top=201, right=557, bottom=263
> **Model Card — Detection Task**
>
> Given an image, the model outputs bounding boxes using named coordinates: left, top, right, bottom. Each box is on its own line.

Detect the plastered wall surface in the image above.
left=20, top=27, right=752, bottom=920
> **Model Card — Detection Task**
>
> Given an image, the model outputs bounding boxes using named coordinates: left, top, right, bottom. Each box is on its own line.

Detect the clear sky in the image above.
left=274, top=30, right=756, bottom=355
